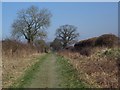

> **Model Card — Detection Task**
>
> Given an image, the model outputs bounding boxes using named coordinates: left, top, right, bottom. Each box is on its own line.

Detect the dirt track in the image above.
left=24, top=54, right=61, bottom=88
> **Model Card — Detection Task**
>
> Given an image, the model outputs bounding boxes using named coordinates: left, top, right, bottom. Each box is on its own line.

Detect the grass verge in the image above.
left=56, top=54, right=88, bottom=88
left=10, top=53, right=50, bottom=88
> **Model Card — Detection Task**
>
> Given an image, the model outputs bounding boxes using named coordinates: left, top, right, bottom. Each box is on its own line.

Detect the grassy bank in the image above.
left=56, top=54, right=88, bottom=88
left=10, top=53, right=50, bottom=88
left=58, top=47, right=119, bottom=88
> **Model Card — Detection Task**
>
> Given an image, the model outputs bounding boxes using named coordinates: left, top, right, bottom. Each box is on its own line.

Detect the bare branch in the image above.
left=56, top=24, right=79, bottom=48
left=12, top=5, right=52, bottom=44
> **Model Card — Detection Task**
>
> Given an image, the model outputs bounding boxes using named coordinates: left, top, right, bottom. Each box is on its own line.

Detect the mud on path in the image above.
left=24, top=54, right=61, bottom=88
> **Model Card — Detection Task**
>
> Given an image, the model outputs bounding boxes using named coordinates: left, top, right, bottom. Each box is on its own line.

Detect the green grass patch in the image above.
left=10, top=53, right=50, bottom=88
left=56, top=55, right=87, bottom=88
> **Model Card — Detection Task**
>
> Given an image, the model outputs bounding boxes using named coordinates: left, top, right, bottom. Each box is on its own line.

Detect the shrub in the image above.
left=74, top=34, right=120, bottom=56
left=65, top=46, right=75, bottom=51
left=34, top=39, right=50, bottom=53
left=95, top=34, right=119, bottom=47
left=74, top=34, right=119, bottom=50
left=74, top=37, right=97, bottom=56
left=74, top=37, right=97, bottom=51
left=50, top=38, right=62, bottom=51
left=79, top=47, right=92, bottom=56
left=2, top=39, right=37, bottom=57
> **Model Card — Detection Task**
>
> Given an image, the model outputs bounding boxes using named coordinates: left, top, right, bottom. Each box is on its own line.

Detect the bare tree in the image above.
left=12, top=5, right=52, bottom=44
left=56, top=24, right=79, bottom=48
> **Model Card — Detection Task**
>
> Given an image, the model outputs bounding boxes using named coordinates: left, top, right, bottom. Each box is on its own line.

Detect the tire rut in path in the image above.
left=25, top=54, right=61, bottom=88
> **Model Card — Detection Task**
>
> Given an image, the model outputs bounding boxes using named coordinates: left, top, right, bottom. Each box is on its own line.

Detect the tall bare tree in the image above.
left=12, top=5, right=52, bottom=44
left=56, top=24, right=79, bottom=48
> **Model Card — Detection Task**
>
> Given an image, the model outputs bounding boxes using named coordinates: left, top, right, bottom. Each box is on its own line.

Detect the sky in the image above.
left=2, top=2, right=118, bottom=42
left=1, top=0, right=119, bottom=2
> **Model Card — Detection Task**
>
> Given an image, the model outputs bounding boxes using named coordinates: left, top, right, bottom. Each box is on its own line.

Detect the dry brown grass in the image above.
left=2, top=53, right=42, bottom=88
left=58, top=47, right=119, bottom=88
left=1, top=39, right=42, bottom=88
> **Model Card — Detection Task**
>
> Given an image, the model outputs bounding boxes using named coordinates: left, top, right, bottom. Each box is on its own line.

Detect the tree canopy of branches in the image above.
left=56, top=24, right=79, bottom=48
left=12, top=5, right=52, bottom=44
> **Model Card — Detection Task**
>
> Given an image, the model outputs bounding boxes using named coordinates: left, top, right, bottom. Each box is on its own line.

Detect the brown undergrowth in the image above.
left=58, top=47, right=119, bottom=88
left=2, top=39, right=42, bottom=88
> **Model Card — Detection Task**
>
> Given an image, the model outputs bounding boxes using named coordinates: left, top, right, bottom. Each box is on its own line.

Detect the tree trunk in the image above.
left=27, top=39, right=33, bottom=45
left=63, top=43, right=67, bottom=49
